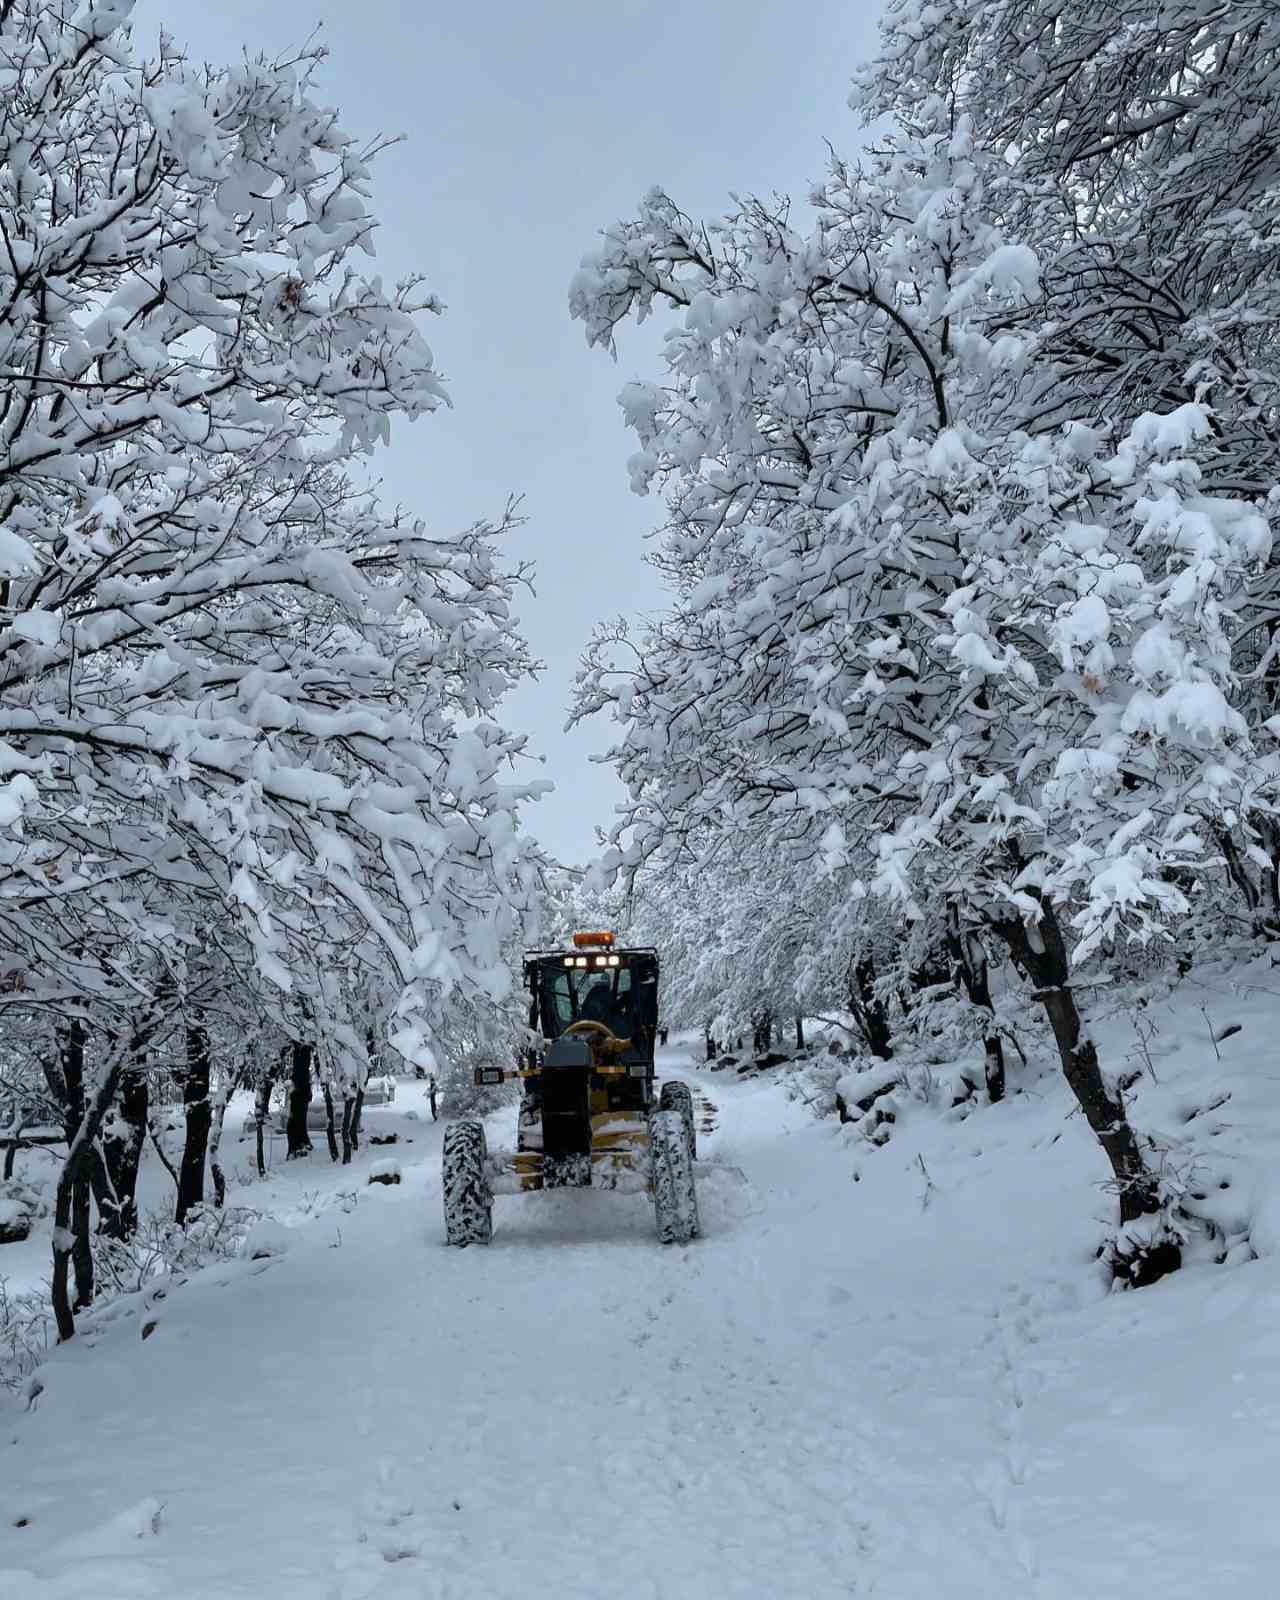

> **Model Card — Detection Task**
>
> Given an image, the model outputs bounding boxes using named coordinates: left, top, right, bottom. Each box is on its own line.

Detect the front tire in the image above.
left=659, top=1080, right=696, bottom=1160
left=651, top=1109, right=700, bottom=1245
left=443, top=1120, right=493, bottom=1246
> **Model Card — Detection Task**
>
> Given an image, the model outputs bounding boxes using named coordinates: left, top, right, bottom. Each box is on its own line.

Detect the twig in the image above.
left=1128, top=1006, right=1159, bottom=1083
left=917, top=1152, right=937, bottom=1212
left=999, top=1025, right=1028, bottom=1069
left=147, top=1118, right=180, bottom=1193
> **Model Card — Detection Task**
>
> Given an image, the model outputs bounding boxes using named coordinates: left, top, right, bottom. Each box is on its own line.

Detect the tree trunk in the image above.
left=794, top=1012, right=805, bottom=1052
left=286, top=1041, right=313, bottom=1159
left=100, top=992, right=170, bottom=1239
left=101, top=1062, right=148, bottom=1240
left=176, top=1025, right=212, bottom=1225
left=850, top=956, right=894, bottom=1060
left=946, top=905, right=1005, bottom=1103
left=86, top=1135, right=115, bottom=1226
left=354, top=1032, right=377, bottom=1149
left=981, top=1035, right=1006, bottom=1103
left=350, top=1084, right=365, bottom=1152
left=208, top=1079, right=228, bottom=1208
left=995, top=892, right=1178, bottom=1286
left=51, top=1032, right=131, bottom=1341
left=254, top=1073, right=273, bottom=1178
left=72, top=1168, right=92, bottom=1311
left=322, top=1081, right=339, bottom=1162
left=340, top=1095, right=354, bottom=1165
left=55, top=1020, right=95, bottom=1310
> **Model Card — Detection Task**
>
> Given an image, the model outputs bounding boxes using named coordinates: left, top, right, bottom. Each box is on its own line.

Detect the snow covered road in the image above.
left=3, top=1045, right=1279, bottom=1597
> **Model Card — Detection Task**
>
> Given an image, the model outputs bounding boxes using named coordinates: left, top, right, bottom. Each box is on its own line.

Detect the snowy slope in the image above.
left=0, top=1089, right=430, bottom=1303
left=2, top=1032, right=1280, bottom=1598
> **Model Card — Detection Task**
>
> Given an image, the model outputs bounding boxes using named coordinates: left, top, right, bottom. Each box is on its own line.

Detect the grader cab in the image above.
left=441, top=932, right=699, bottom=1247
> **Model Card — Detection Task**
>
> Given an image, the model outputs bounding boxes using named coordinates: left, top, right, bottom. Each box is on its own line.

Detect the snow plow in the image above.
left=442, top=932, right=699, bottom=1247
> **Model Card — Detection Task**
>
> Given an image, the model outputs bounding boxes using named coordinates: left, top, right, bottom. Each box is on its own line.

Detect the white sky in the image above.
left=134, top=0, right=883, bottom=865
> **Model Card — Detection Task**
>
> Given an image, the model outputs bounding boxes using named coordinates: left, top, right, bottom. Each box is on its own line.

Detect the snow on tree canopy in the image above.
left=0, top=0, right=544, bottom=1061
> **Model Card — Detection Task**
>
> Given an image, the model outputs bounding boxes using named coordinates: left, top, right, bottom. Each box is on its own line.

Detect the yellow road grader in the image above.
left=442, top=932, right=699, bottom=1246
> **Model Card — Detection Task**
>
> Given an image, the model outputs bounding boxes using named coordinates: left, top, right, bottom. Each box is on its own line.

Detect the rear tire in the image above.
left=659, top=1080, right=696, bottom=1160
left=443, top=1120, right=493, bottom=1246
left=651, top=1109, right=700, bottom=1245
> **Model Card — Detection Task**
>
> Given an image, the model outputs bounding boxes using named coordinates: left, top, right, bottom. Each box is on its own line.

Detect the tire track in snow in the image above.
left=640, top=1065, right=1038, bottom=1597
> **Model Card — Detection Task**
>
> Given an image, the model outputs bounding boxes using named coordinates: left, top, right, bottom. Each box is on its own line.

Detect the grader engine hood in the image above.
left=543, top=1037, right=594, bottom=1069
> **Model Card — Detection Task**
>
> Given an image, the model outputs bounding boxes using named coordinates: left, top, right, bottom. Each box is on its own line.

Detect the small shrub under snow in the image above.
left=0, top=1178, right=47, bottom=1244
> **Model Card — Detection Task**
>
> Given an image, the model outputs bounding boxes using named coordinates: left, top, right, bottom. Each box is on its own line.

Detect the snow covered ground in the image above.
left=3, top=1026, right=1280, bottom=1598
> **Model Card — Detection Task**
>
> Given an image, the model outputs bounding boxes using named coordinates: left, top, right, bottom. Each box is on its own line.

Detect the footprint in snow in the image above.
left=354, top=1486, right=426, bottom=1567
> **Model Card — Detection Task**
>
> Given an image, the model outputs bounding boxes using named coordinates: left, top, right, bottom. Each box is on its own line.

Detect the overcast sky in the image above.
left=134, top=0, right=883, bottom=865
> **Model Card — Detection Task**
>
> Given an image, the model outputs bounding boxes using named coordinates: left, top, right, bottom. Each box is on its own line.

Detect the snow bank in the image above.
left=239, top=1218, right=292, bottom=1260
left=835, top=1061, right=900, bottom=1111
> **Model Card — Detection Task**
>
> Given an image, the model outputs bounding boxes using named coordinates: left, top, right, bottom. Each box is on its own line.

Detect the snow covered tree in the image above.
left=861, top=0, right=1280, bottom=455
left=0, top=1, right=545, bottom=1336
left=862, top=0, right=1280, bottom=936
left=616, top=838, right=822, bottom=1055
left=571, top=70, right=1280, bottom=1281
